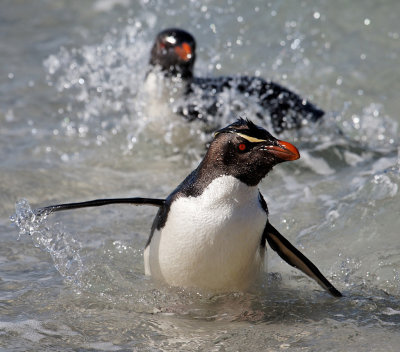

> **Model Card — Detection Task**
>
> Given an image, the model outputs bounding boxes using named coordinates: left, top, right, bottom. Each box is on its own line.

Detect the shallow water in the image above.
left=1, top=0, right=400, bottom=350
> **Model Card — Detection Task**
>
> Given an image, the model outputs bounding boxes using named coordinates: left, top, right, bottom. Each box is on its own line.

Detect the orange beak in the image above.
left=174, top=42, right=192, bottom=61
left=265, top=140, right=300, bottom=161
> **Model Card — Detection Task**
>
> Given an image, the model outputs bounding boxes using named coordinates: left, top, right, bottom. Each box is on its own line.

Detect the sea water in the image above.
left=1, top=0, right=400, bottom=350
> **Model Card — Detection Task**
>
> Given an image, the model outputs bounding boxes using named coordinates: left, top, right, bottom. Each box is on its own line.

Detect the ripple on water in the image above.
left=4, top=1, right=400, bottom=350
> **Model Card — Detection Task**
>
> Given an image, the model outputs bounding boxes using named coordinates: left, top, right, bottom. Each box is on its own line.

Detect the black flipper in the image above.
left=264, top=222, right=342, bottom=297
left=35, top=197, right=165, bottom=216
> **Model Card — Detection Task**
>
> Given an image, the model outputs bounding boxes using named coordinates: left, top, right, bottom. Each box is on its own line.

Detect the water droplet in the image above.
left=5, top=109, right=14, bottom=122
left=291, top=38, right=301, bottom=50
left=61, top=153, right=69, bottom=162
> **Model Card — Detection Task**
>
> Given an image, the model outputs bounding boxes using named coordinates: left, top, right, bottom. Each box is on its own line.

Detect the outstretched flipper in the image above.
left=35, top=197, right=165, bottom=216
left=264, top=222, right=342, bottom=297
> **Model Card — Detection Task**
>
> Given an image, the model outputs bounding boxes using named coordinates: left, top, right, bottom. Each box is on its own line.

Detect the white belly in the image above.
left=144, top=176, right=267, bottom=292
left=139, top=70, right=205, bottom=147
left=142, top=70, right=187, bottom=118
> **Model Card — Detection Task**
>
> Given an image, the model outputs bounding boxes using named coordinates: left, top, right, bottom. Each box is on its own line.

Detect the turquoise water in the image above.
left=1, top=0, right=400, bottom=350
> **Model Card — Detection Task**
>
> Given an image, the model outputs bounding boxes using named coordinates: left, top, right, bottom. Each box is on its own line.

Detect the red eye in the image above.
left=238, top=143, right=246, bottom=151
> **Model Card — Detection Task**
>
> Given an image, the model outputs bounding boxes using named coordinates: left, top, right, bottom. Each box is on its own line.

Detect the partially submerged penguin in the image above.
left=145, top=28, right=324, bottom=134
left=36, top=119, right=341, bottom=297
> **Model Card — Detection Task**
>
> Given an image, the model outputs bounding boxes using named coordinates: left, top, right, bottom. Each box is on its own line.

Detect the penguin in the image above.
left=145, top=28, right=324, bottom=134
left=37, top=119, right=341, bottom=297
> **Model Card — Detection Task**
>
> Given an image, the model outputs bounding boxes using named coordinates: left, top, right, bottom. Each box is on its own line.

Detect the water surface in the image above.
left=1, top=0, right=400, bottom=350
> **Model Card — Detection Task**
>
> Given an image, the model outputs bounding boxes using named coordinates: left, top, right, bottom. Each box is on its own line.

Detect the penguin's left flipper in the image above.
left=264, top=222, right=342, bottom=297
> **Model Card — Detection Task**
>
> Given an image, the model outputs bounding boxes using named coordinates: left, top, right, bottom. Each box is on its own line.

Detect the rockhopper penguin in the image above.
left=37, top=119, right=341, bottom=297
left=144, top=118, right=340, bottom=295
left=146, top=28, right=325, bottom=134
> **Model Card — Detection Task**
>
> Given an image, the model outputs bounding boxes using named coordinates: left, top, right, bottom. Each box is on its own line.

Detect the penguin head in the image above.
left=150, top=28, right=196, bottom=79
left=208, top=119, right=300, bottom=186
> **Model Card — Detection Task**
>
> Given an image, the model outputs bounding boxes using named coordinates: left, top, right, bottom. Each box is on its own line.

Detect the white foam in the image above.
left=300, top=150, right=335, bottom=175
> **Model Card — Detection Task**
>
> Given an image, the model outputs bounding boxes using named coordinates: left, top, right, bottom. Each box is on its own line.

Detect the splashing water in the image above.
left=11, top=199, right=85, bottom=290
left=42, top=24, right=213, bottom=162
left=40, top=13, right=332, bottom=155
left=3, top=0, right=400, bottom=350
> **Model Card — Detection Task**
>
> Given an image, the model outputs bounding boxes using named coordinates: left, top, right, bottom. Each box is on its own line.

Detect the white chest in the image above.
left=144, top=176, right=268, bottom=292
left=142, top=70, right=187, bottom=117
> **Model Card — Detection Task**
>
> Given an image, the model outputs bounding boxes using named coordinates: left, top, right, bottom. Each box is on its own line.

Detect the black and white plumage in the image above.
left=37, top=119, right=341, bottom=297
left=144, top=119, right=341, bottom=295
left=145, top=28, right=324, bottom=133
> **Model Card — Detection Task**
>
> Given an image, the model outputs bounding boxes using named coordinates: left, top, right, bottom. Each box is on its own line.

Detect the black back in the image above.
left=186, top=76, right=324, bottom=133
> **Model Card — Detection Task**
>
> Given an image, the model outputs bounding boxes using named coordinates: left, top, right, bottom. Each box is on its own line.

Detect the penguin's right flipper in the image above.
left=35, top=197, right=165, bottom=216
left=264, top=222, right=342, bottom=297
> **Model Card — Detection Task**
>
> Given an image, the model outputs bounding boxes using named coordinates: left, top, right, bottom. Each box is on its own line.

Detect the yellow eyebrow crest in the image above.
left=236, top=133, right=266, bottom=143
